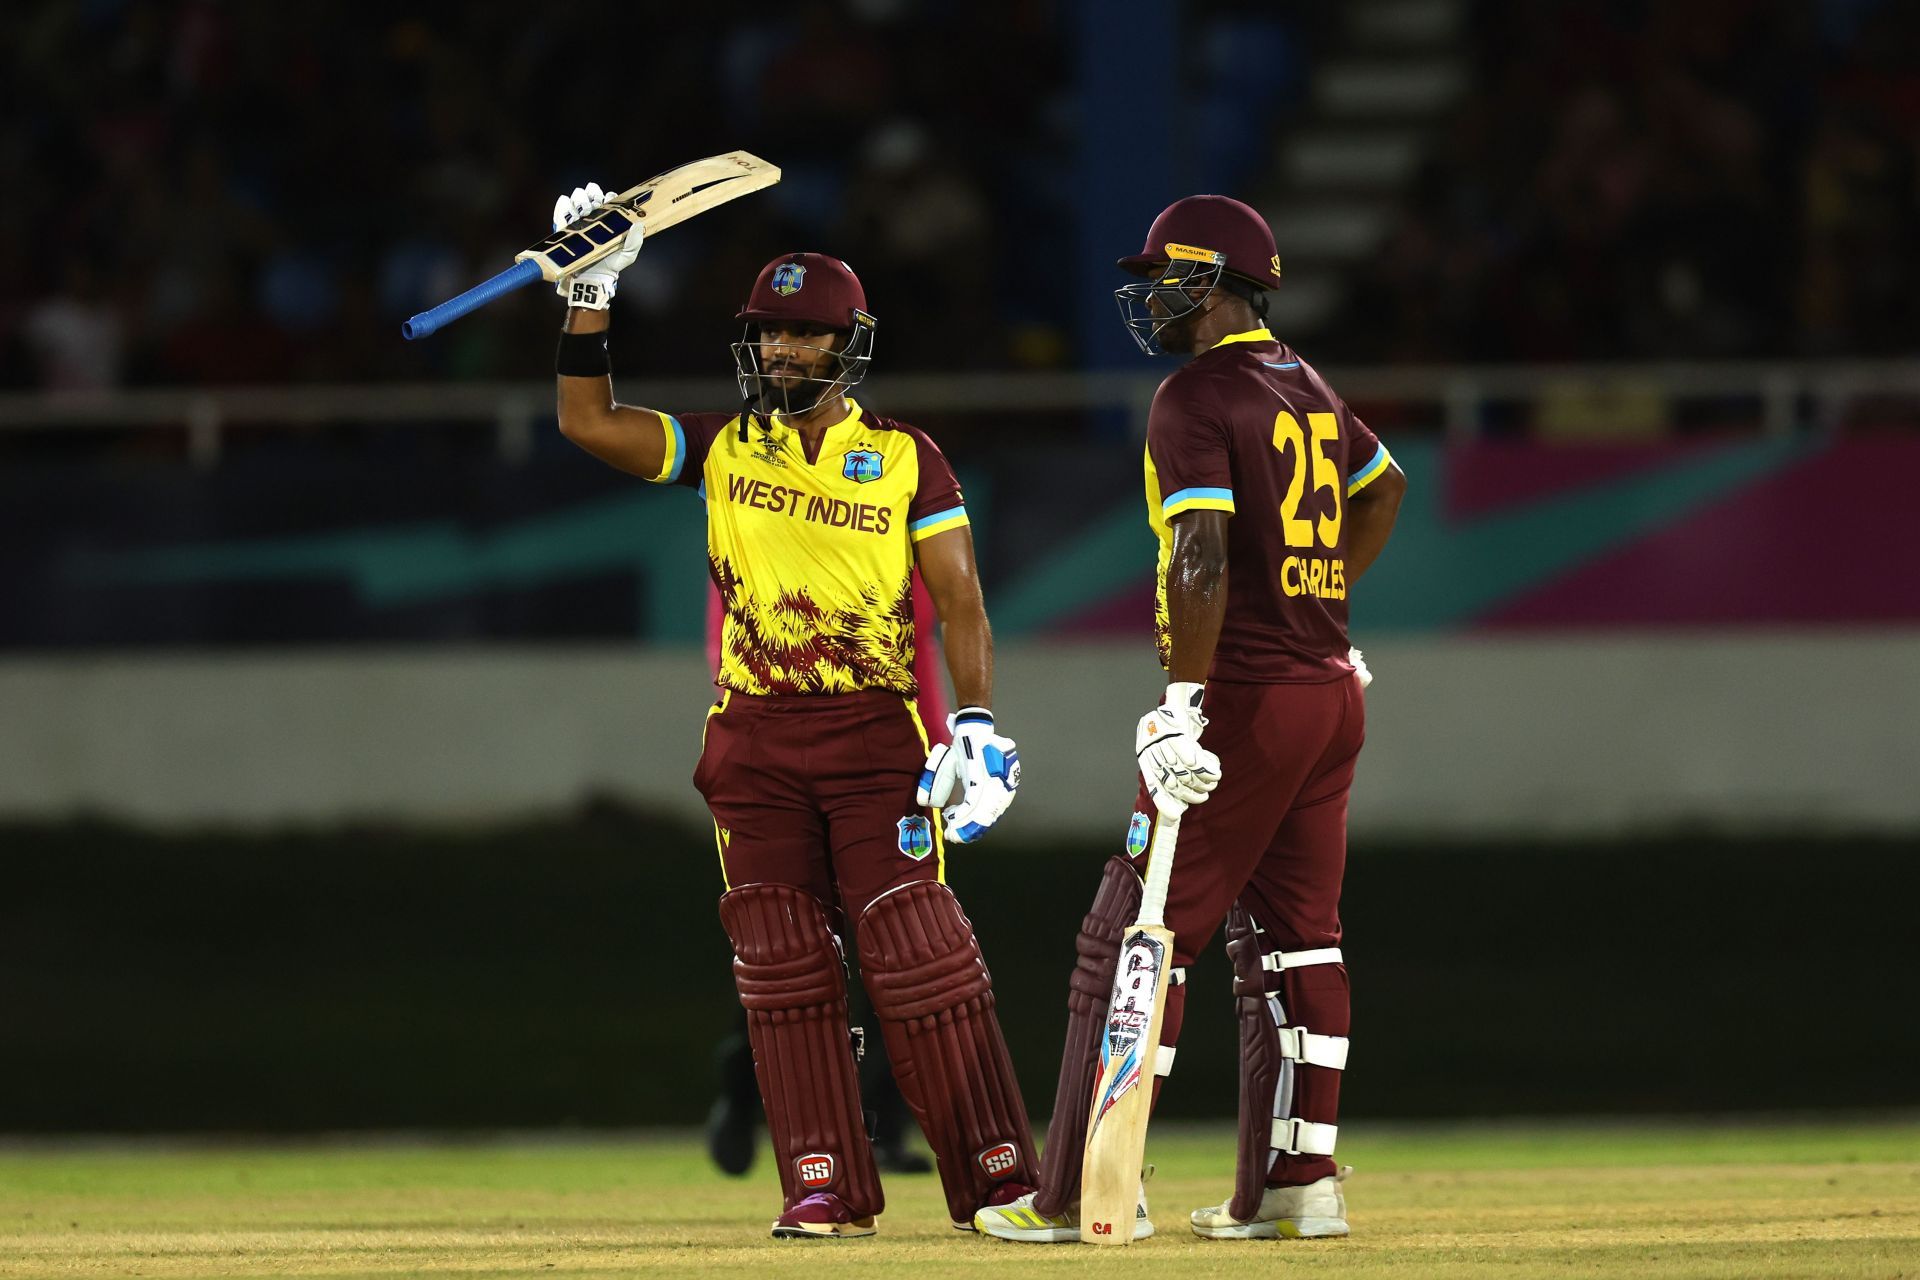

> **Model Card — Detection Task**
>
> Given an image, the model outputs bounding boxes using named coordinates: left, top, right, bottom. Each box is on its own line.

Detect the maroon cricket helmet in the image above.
left=1117, top=195, right=1283, bottom=289
left=737, top=252, right=870, bottom=329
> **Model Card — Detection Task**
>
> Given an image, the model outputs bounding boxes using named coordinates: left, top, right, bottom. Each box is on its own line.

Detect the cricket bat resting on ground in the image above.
left=1081, top=809, right=1181, bottom=1244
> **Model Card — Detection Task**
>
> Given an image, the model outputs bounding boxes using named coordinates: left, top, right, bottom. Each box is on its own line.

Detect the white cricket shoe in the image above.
left=1190, top=1165, right=1351, bottom=1240
left=972, top=1183, right=1154, bottom=1243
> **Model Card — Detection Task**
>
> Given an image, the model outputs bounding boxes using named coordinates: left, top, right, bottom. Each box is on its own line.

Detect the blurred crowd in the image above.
left=1336, top=0, right=1920, bottom=363
left=3, top=1, right=1914, bottom=394
left=0, top=0, right=1071, bottom=392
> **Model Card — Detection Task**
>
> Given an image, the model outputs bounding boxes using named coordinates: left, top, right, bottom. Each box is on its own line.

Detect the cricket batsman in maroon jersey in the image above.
left=976, top=195, right=1406, bottom=1243
left=545, top=182, right=1035, bottom=1239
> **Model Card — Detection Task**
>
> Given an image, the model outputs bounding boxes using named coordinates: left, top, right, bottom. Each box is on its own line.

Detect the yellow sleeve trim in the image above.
left=909, top=508, right=970, bottom=541
left=1164, top=497, right=1236, bottom=518
left=1162, top=486, right=1236, bottom=519
left=1347, top=443, right=1392, bottom=496
left=651, top=412, right=686, bottom=484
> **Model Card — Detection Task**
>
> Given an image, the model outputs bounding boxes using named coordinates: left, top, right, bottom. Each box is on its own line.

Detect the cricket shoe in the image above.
left=1190, top=1165, right=1352, bottom=1240
left=951, top=1180, right=1037, bottom=1232
left=971, top=1184, right=1154, bottom=1243
left=770, top=1192, right=877, bottom=1240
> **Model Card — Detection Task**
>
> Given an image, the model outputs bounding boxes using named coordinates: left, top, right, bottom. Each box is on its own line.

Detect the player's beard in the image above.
left=1157, top=311, right=1200, bottom=355
left=762, top=368, right=818, bottom=415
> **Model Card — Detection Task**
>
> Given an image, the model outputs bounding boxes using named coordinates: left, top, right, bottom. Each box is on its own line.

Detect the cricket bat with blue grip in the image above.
left=1080, top=808, right=1181, bottom=1244
left=401, top=150, right=780, bottom=340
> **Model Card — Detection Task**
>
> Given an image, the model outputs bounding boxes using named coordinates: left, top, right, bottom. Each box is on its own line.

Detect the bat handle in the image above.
left=1138, top=811, right=1181, bottom=929
left=400, top=259, right=544, bottom=340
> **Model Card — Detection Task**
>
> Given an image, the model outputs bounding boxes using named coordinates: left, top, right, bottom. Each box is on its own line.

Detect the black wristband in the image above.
left=556, top=330, right=611, bottom=378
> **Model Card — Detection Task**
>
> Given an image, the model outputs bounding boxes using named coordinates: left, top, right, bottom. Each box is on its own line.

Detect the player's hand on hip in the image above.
left=916, top=707, right=1020, bottom=844
left=1136, top=681, right=1221, bottom=817
left=550, top=182, right=644, bottom=310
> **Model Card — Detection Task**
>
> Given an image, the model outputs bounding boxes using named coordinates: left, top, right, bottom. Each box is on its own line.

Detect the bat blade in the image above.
left=1080, top=920, right=1173, bottom=1244
left=1080, top=809, right=1180, bottom=1245
left=515, top=150, right=781, bottom=283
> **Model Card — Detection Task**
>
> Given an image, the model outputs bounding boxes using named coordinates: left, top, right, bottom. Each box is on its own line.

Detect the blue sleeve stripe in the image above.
left=909, top=505, right=967, bottom=533
left=663, top=414, right=687, bottom=484
left=1162, top=486, right=1234, bottom=512
left=1347, top=443, right=1390, bottom=495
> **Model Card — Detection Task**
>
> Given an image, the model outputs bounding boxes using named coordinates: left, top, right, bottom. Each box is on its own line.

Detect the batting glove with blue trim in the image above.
left=551, top=182, right=644, bottom=310
left=916, top=707, right=1020, bottom=844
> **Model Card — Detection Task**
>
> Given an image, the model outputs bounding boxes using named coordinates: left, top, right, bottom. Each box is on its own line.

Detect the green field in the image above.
left=3, top=1121, right=1916, bottom=1279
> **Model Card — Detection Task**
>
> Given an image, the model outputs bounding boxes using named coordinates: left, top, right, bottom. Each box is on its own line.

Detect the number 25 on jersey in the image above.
left=1272, top=410, right=1347, bottom=599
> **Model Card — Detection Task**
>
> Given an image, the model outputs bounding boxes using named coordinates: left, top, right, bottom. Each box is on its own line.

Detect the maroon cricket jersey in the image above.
left=1144, top=327, right=1394, bottom=683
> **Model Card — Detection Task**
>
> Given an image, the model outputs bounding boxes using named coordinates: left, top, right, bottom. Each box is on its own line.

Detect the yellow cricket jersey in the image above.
left=648, top=398, right=968, bottom=696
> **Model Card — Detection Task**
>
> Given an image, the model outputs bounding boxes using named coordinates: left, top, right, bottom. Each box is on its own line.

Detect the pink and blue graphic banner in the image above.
left=1007, top=437, right=1916, bottom=635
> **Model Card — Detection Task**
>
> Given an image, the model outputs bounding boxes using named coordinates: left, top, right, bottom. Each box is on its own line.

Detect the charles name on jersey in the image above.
left=1281, top=554, right=1347, bottom=601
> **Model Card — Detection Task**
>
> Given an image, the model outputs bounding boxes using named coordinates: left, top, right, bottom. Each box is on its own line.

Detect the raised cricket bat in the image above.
left=1080, top=809, right=1180, bottom=1244
left=401, top=150, right=780, bottom=340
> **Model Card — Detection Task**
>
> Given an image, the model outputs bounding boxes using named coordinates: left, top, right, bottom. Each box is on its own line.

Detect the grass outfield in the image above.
left=2, top=1120, right=1916, bottom=1279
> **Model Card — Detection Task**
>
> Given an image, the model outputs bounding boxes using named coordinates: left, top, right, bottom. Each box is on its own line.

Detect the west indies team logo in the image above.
left=1126, top=811, right=1151, bottom=857
left=842, top=448, right=883, bottom=483
left=897, top=815, right=933, bottom=860
left=771, top=261, right=806, bottom=295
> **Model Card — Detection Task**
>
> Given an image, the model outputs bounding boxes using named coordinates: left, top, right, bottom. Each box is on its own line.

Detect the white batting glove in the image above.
left=916, top=707, right=1020, bottom=844
left=1349, top=646, right=1373, bottom=688
left=1136, top=682, right=1221, bottom=817
left=551, top=182, right=644, bottom=310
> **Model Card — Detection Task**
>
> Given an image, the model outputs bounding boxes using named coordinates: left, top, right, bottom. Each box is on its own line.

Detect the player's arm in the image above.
left=555, top=306, right=678, bottom=479
left=914, top=526, right=991, bottom=711
left=907, top=438, right=1018, bottom=844
left=1163, top=509, right=1230, bottom=685
left=915, top=527, right=1019, bottom=843
left=1345, top=458, right=1406, bottom=583
left=544, top=183, right=678, bottom=480
left=1136, top=378, right=1234, bottom=815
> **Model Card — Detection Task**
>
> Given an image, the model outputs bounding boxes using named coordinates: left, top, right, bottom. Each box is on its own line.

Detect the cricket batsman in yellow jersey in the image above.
left=543, top=185, right=1034, bottom=1240
left=977, top=196, right=1406, bottom=1243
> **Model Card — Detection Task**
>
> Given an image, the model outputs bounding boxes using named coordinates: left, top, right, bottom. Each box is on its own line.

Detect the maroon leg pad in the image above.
left=1226, top=902, right=1282, bottom=1221
left=719, top=882, right=883, bottom=1219
left=1226, top=901, right=1350, bottom=1218
left=857, top=880, right=1036, bottom=1226
left=1032, top=856, right=1141, bottom=1218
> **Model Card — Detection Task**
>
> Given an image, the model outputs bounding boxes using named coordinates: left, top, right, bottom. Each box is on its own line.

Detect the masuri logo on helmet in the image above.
left=1115, top=194, right=1282, bottom=356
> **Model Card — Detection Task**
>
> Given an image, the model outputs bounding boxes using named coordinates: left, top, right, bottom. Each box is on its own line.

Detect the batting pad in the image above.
left=1225, top=902, right=1350, bottom=1221
left=719, top=883, right=882, bottom=1218
left=858, top=881, right=1036, bottom=1225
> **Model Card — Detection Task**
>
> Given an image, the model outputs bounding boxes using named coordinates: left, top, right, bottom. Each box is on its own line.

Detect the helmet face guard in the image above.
left=731, top=309, right=877, bottom=416
left=1115, top=242, right=1227, bottom=356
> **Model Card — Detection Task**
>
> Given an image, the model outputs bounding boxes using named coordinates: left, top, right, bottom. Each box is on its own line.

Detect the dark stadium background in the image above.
left=3, top=0, right=1917, bottom=1133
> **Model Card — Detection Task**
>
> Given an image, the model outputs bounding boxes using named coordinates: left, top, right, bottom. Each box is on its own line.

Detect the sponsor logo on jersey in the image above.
left=1126, top=811, right=1151, bottom=858
left=772, top=262, right=806, bottom=296
left=795, top=1152, right=836, bottom=1188
left=747, top=428, right=788, bottom=468
left=842, top=448, right=883, bottom=483
left=897, top=815, right=933, bottom=860
left=976, top=1142, right=1019, bottom=1179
